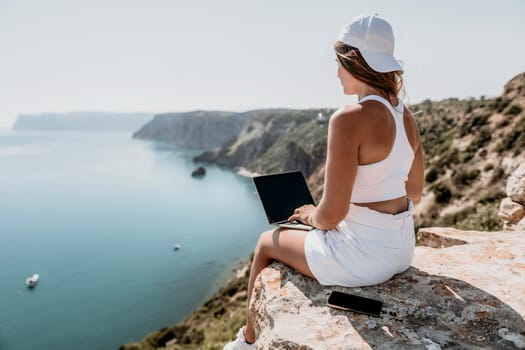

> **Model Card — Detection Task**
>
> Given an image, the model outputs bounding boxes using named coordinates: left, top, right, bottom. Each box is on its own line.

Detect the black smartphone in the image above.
left=327, top=291, right=383, bottom=317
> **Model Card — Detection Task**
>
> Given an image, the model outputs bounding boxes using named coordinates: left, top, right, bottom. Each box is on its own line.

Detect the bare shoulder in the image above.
left=329, top=104, right=367, bottom=129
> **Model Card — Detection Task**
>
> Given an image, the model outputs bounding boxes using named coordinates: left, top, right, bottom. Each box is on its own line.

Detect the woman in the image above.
left=224, top=14, right=424, bottom=349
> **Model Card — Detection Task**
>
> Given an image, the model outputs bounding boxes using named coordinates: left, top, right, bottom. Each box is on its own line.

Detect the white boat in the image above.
left=173, top=244, right=181, bottom=251
left=25, top=273, right=39, bottom=288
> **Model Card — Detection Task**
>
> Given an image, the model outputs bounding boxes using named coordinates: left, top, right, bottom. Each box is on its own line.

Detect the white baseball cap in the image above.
left=336, top=14, right=403, bottom=73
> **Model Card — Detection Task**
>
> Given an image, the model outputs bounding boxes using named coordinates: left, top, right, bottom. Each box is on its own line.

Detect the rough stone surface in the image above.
left=517, top=217, right=525, bottom=232
left=250, top=228, right=525, bottom=350
left=499, top=197, right=525, bottom=224
left=507, top=163, right=525, bottom=206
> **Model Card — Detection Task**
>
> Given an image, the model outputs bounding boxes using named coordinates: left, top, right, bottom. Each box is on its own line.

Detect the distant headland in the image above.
left=13, top=112, right=153, bottom=132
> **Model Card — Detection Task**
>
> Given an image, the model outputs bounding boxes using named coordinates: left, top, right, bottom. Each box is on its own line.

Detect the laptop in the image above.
left=252, top=170, right=316, bottom=231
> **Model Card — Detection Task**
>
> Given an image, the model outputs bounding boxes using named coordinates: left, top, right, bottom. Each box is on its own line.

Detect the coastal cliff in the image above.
left=194, top=108, right=332, bottom=180
left=132, top=109, right=295, bottom=150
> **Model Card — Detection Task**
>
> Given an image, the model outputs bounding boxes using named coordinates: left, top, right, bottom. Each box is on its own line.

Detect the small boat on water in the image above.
left=173, top=244, right=181, bottom=251
left=25, top=273, right=39, bottom=288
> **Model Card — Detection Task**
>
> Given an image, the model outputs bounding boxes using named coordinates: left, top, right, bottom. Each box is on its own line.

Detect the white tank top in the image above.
left=350, top=95, right=414, bottom=203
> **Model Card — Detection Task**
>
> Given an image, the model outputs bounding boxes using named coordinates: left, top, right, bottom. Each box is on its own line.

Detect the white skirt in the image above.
left=304, top=200, right=415, bottom=287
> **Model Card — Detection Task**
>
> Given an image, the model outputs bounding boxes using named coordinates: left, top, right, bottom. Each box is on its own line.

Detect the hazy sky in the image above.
left=1, top=0, right=524, bottom=129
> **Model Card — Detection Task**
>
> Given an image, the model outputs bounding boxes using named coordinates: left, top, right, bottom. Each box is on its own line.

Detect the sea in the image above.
left=0, top=130, right=268, bottom=350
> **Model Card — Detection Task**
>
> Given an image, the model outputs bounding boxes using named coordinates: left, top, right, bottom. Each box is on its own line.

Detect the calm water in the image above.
left=0, top=130, right=268, bottom=350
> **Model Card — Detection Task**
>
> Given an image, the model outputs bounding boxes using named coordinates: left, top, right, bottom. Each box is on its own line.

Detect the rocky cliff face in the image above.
left=132, top=110, right=248, bottom=150
left=194, top=109, right=333, bottom=182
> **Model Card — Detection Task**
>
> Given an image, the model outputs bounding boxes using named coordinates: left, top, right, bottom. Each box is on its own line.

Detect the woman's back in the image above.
left=334, top=94, right=422, bottom=214
left=353, top=98, right=418, bottom=166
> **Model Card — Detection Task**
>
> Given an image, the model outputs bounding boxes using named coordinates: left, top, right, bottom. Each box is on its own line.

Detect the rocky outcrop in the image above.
left=507, top=163, right=525, bottom=205
left=250, top=227, right=525, bottom=349
left=132, top=110, right=248, bottom=149
left=499, top=163, right=525, bottom=230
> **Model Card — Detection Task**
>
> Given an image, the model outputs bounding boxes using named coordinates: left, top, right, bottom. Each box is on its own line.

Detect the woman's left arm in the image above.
left=289, top=107, right=361, bottom=230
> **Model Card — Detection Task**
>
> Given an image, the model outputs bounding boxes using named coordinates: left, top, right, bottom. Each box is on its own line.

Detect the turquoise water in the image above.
left=0, top=130, right=268, bottom=350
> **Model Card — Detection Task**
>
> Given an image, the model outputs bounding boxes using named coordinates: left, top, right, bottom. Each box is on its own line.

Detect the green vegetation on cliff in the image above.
left=411, top=73, right=525, bottom=229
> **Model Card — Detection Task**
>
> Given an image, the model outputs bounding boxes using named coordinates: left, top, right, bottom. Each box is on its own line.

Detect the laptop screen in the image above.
left=253, top=171, right=316, bottom=224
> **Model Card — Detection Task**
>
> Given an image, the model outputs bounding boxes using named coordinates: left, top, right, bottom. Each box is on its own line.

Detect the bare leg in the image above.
left=243, top=228, right=315, bottom=344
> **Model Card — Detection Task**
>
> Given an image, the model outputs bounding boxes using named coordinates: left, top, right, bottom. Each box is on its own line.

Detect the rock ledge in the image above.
left=250, top=228, right=525, bottom=349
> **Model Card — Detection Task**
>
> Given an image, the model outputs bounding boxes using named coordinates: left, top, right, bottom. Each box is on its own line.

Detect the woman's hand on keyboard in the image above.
left=288, top=204, right=316, bottom=226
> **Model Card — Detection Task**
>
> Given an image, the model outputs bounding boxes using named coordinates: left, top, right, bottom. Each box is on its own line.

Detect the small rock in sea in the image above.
left=173, top=244, right=181, bottom=251
left=191, top=166, right=206, bottom=177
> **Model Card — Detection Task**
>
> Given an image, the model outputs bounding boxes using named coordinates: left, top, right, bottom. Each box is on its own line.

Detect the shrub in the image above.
left=434, top=147, right=459, bottom=170
left=490, top=166, right=506, bottom=184
left=459, top=112, right=490, bottom=137
left=452, top=168, right=481, bottom=187
left=459, top=150, right=474, bottom=163
left=503, top=104, right=523, bottom=116
left=425, top=167, right=439, bottom=183
left=496, top=116, right=525, bottom=154
left=439, top=203, right=502, bottom=231
left=475, top=127, right=492, bottom=146
left=455, top=203, right=502, bottom=231
left=432, top=183, right=452, bottom=204
left=465, top=126, right=491, bottom=156
left=496, top=119, right=510, bottom=128
left=483, top=163, right=494, bottom=171
left=491, top=97, right=510, bottom=113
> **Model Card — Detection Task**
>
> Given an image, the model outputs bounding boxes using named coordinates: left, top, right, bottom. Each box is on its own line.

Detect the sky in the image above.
left=1, top=0, right=524, bottom=129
